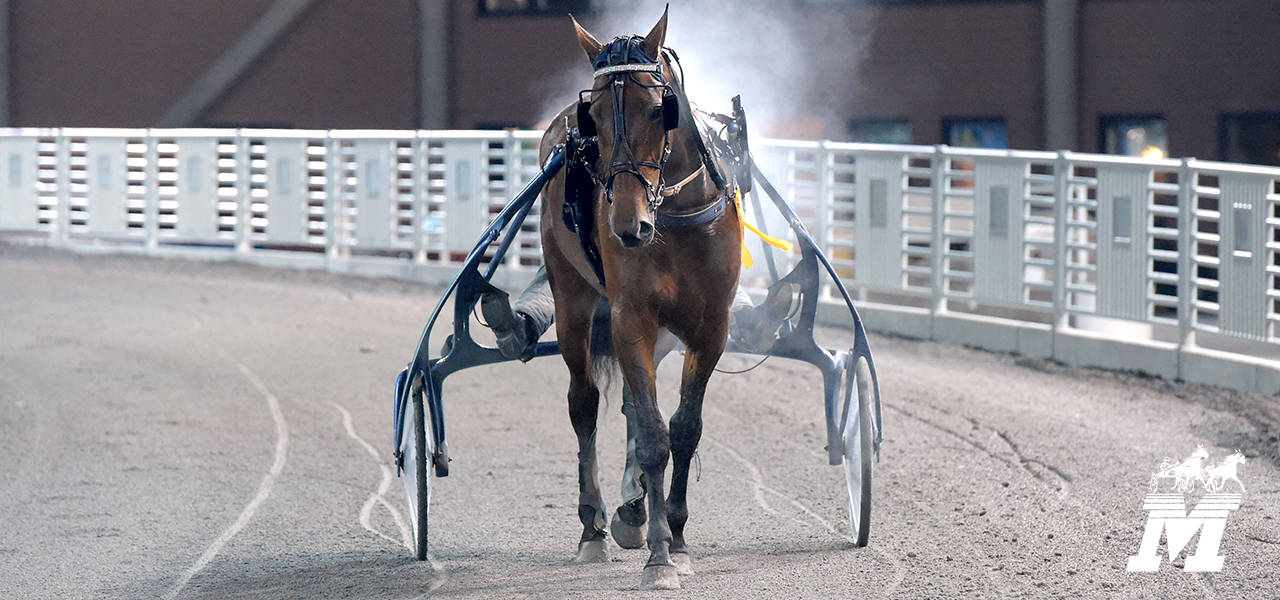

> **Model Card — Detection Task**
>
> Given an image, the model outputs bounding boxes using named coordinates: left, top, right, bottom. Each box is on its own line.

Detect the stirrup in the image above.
left=479, top=291, right=536, bottom=362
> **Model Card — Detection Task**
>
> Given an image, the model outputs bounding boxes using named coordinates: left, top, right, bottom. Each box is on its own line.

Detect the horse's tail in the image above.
left=589, top=298, right=620, bottom=399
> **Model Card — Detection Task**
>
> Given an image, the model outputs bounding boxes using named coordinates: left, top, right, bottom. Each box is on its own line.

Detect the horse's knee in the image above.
left=666, top=503, right=688, bottom=527
left=668, top=413, right=702, bottom=459
left=635, top=434, right=670, bottom=473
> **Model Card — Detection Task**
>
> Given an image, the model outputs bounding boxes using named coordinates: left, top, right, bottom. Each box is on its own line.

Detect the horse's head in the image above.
left=572, top=9, right=678, bottom=248
left=1191, top=445, right=1209, bottom=460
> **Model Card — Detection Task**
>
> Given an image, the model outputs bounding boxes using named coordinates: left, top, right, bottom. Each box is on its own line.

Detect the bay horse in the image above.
left=537, top=8, right=742, bottom=590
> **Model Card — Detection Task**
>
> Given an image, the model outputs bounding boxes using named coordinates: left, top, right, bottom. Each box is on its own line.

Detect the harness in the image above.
left=563, top=37, right=749, bottom=288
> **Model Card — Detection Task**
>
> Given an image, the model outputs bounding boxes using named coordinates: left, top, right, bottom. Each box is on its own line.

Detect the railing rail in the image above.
left=4, top=128, right=1280, bottom=393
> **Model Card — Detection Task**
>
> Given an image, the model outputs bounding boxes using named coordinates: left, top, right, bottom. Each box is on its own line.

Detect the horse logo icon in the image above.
left=1129, top=445, right=1246, bottom=572
left=1202, top=452, right=1247, bottom=493
left=1147, top=445, right=1246, bottom=494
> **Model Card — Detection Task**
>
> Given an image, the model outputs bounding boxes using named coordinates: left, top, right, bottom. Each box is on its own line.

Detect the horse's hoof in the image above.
left=639, top=564, right=680, bottom=590
left=574, top=540, right=610, bottom=563
left=671, top=552, right=694, bottom=576
left=611, top=512, right=647, bottom=549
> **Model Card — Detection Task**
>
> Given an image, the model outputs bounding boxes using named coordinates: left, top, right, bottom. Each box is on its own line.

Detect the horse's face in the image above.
left=573, top=11, right=670, bottom=249
left=588, top=74, right=668, bottom=248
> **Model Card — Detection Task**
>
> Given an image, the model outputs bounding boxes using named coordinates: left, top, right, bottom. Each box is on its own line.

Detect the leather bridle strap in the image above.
left=659, top=164, right=705, bottom=197
left=602, top=76, right=669, bottom=209
left=593, top=63, right=660, bottom=78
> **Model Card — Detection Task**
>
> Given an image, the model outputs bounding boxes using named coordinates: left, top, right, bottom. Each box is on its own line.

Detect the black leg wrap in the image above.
left=617, top=497, right=647, bottom=527
left=578, top=505, right=607, bottom=541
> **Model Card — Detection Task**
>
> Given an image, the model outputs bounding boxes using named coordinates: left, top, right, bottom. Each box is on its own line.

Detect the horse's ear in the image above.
left=640, top=5, right=669, bottom=60
left=571, top=15, right=604, bottom=62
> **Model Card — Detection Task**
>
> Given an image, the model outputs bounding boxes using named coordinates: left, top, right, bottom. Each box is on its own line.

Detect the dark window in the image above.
left=479, top=0, right=591, bottom=16
left=848, top=118, right=912, bottom=144
left=1100, top=115, right=1166, bottom=159
left=1221, top=112, right=1280, bottom=167
left=943, top=118, right=1008, bottom=149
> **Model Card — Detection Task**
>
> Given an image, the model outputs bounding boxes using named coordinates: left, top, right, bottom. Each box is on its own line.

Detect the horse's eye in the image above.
left=649, top=105, right=663, bottom=122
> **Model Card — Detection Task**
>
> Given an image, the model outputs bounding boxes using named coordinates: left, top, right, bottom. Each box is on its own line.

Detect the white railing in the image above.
left=4, top=128, right=1280, bottom=393
left=0, top=128, right=547, bottom=271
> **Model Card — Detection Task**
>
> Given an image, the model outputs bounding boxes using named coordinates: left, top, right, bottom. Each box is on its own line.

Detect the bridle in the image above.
left=576, top=36, right=685, bottom=212
left=563, top=37, right=747, bottom=288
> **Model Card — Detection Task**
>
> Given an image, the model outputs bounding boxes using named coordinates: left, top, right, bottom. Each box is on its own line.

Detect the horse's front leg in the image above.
left=666, top=314, right=728, bottom=576
left=614, top=329, right=681, bottom=551
left=612, top=390, right=648, bottom=549
left=612, top=310, right=679, bottom=589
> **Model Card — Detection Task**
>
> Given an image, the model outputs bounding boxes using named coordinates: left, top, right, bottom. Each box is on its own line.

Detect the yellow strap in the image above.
left=735, top=190, right=793, bottom=270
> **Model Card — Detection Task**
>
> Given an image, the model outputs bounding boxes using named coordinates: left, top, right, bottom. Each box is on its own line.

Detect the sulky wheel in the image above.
left=840, top=354, right=873, bottom=547
left=401, top=375, right=434, bottom=560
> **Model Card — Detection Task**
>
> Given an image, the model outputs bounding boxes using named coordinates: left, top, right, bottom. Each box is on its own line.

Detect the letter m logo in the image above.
left=1127, top=494, right=1242, bottom=572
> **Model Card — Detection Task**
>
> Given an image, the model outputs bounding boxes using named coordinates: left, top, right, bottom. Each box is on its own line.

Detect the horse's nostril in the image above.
left=638, top=221, right=654, bottom=239
left=619, top=233, right=643, bottom=248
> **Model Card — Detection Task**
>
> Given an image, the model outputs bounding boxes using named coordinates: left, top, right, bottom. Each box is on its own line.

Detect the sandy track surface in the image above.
left=2, top=243, right=1279, bottom=599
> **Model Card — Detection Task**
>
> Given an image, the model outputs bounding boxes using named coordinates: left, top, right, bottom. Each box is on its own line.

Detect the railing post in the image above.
left=930, top=145, right=946, bottom=338
left=143, top=133, right=159, bottom=252
left=1175, top=157, right=1196, bottom=379
left=324, top=134, right=341, bottom=261
left=816, top=140, right=832, bottom=268
left=235, top=131, right=252, bottom=255
left=413, top=132, right=428, bottom=265
left=53, top=133, right=71, bottom=246
left=504, top=129, right=522, bottom=274
left=1052, top=151, right=1070, bottom=361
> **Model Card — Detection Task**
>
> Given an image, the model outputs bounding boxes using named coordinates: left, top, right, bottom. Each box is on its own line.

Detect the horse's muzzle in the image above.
left=616, top=220, right=655, bottom=248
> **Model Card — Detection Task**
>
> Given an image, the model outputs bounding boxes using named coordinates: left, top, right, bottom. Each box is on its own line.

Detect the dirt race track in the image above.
left=3, top=243, right=1280, bottom=599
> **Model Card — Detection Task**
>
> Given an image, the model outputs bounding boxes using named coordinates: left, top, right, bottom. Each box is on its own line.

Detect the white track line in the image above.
left=164, top=363, right=288, bottom=600
left=704, top=436, right=776, bottom=515
left=709, top=436, right=906, bottom=598
left=331, top=402, right=413, bottom=550
left=710, top=470, right=849, bottom=542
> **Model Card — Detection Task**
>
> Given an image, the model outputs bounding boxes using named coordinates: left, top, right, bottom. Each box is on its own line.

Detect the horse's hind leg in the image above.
left=666, top=321, right=728, bottom=576
left=555, top=288, right=609, bottom=562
